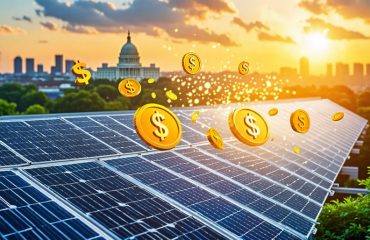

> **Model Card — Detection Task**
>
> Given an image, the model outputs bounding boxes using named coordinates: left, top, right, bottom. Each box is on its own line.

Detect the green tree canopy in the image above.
left=0, top=83, right=36, bottom=104
left=95, top=85, right=119, bottom=101
left=51, top=90, right=106, bottom=113
left=0, top=99, right=17, bottom=116
left=25, top=104, right=46, bottom=115
left=18, top=91, right=50, bottom=112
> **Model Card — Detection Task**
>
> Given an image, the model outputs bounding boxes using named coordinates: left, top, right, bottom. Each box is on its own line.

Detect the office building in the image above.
left=65, top=60, right=74, bottom=74
left=366, top=64, right=370, bottom=77
left=353, top=63, right=364, bottom=77
left=14, top=56, right=22, bottom=75
left=335, top=63, right=349, bottom=78
left=299, top=57, right=309, bottom=77
left=26, top=58, right=35, bottom=75
left=55, top=54, right=63, bottom=74
left=37, top=64, right=44, bottom=74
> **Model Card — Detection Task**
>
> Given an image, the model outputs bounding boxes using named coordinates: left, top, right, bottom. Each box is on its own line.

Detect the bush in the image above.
left=0, top=99, right=17, bottom=115
left=25, top=104, right=46, bottom=114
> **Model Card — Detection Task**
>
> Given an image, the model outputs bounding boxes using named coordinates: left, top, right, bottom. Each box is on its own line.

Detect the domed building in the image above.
left=95, top=31, right=160, bottom=81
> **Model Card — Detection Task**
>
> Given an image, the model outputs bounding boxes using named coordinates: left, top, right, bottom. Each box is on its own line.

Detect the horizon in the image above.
left=1, top=0, right=370, bottom=75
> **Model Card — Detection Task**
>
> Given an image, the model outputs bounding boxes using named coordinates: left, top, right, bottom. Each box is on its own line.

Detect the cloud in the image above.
left=40, top=21, right=59, bottom=31
left=304, top=17, right=369, bottom=39
left=298, top=0, right=370, bottom=22
left=13, top=15, right=32, bottom=23
left=34, top=0, right=236, bottom=46
left=0, top=25, right=24, bottom=35
left=232, top=17, right=269, bottom=32
left=258, top=32, right=295, bottom=43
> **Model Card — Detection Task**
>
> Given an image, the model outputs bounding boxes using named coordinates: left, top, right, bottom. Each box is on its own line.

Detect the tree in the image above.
left=25, top=104, right=46, bottom=114
left=317, top=168, right=370, bottom=240
left=95, top=85, right=119, bottom=101
left=0, top=83, right=30, bottom=104
left=18, top=91, right=50, bottom=112
left=359, top=92, right=370, bottom=107
left=51, top=90, right=106, bottom=113
left=0, top=99, right=17, bottom=116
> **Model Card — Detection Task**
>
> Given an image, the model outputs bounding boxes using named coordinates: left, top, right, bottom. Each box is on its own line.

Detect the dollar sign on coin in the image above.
left=118, top=78, right=141, bottom=97
left=290, top=109, right=310, bottom=134
left=238, top=61, right=249, bottom=75
left=229, top=108, right=269, bottom=146
left=72, top=60, right=91, bottom=85
left=134, top=103, right=182, bottom=150
left=182, top=52, right=201, bottom=75
left=151, top=111, right=169, bottom=141
left=125, top=80, right=135, bottom=94
left=245, top=113, right=260, bottom=139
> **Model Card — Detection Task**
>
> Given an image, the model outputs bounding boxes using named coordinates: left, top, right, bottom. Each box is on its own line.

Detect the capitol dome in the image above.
left=118, top=31, right=141, bottom=67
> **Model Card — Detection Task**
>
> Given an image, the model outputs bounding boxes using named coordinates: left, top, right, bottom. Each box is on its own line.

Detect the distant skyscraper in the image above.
left=335, top=63, right=349, bottom=78
left=14, top=56, right=22, bottom=74
left=299, top=57, right=309, bottom=77
left=51, top=66, right=56, bottom=75
left=353, top=63, right=364, bottom=77
left=37, top=64, right=44, bottom=74
left=366, top=64, right=370, bottom=77
left=55, top=54, right=63, bottom=74
left=26, top=58, right=35, bottom=75
left=326, top=63, right=333, bottom=77
left=65, top=60, right=74, bottom=74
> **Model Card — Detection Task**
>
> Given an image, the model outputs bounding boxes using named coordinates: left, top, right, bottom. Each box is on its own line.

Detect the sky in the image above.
left=0, top=0, right=370, bottom=75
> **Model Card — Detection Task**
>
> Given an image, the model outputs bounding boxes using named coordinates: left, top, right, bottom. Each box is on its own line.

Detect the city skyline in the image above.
left=0, top=0, right=370, bottom=75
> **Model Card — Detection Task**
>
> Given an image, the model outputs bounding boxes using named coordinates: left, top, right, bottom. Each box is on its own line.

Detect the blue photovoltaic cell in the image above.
left=0, top=171, right=102, bottom=240
left=26, top=162, right=227, bottom=240
left=0, top=144, right=27, bottom=166
left=65, top=117, right=146, bottom=153
left=108, top=156, right=299, bottom=239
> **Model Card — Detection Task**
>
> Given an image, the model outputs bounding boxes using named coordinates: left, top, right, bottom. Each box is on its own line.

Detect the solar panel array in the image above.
left=0, top=99, right=367, bottom=240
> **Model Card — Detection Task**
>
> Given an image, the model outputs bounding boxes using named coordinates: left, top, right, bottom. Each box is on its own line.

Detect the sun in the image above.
left=305, top=31, right=329, bottom=56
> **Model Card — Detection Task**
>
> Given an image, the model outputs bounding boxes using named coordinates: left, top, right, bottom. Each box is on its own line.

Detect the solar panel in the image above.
left=0, top=98, right=367, bottom=240
left=0, top=171, right=104, bottom=240
left=25, top=162, right=227, bottom=239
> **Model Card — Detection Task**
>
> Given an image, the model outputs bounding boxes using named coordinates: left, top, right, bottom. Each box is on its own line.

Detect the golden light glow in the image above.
left=305, top=31, right=329, bottom=56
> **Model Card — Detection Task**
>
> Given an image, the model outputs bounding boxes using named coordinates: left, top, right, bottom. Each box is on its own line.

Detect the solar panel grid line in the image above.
left=136, top=154, right=307, bottom=239
left=97, top=116, right=151, bottom=150
left=99, top=160, right=239, bottom=240
left=0, top=140, right=30, bottom=167
left=60, top=117, right=123, bottom=156
left=169, top=150, right=317, bottom=225
left=195, top=146, right=323, bottom=207
left=228, top=141, right=331, bottom=192
left=16, top=168, right=117, bottom=240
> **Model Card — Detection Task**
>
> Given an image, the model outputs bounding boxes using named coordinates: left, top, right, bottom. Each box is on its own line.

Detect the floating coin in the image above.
left=134, top=103, right=182, bottom=150
left=72, top=60, right=91, bottom=85
left=166, top=90, right=178, bottom=101
left=290, top=109, right=310, bottom=134
left=148, top=78, right=155, bottom=84
left=118, top=78, right=141, bottom=97
left=151, top=92, right=156, bottom=99
left=238, top=61, right=249, bottom=75
left=207, top=128, right=224, bottom=150
left=293, top=146, right=301, bottom=154
left=182, top=52, right=201, bottom=75
left=268, top=108, right=278, bottom=116
left=229, top=108, right=269, bottom=146
left=191, top=111, right=200, bottom=123
left=332, top=112, right=344, bottom=121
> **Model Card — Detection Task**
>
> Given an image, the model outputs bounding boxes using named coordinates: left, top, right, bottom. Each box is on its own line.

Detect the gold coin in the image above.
left=206, top=128, right=224, bottom=150
left=118, top=78, right=141, bottom=97
left=268, top=108, right=278, bottom=116
left=332, top=112, right=344, bottom=121
left=134, top=103, right=182, bottom=150
left=290, top=109, right=310, bottom=134
left=151, top=92, right=156, bottom=99
left=293, top=146, right=301, bottom=154
left=166, top=90, right=178, bottom=101
left=238, top=61, right=249, bottom=75
left=191, top=111, right=200, bottom=123
left=182, top=52, right=201, bottom=75
left=148, top=78, right=155, bottom=84
left=229, top=108, right=269, bottom=146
